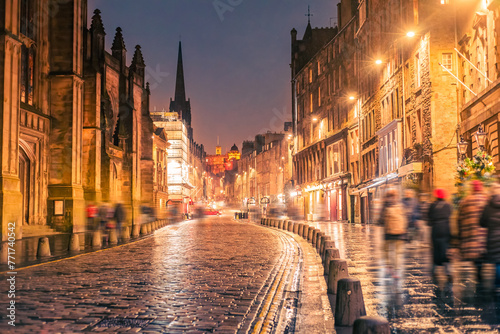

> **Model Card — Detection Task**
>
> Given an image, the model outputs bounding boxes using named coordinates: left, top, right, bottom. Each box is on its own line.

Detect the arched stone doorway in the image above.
left=19, top=147, right=32, bottom=225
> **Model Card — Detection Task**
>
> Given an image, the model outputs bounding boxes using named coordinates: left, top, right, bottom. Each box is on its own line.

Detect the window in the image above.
left=20, top=0, right=35, bottom=39
left=405, top=115, right=412, bottom=147
left=318, top=86, right=321, bottom=107
left=20, top=45, right=35, bottom=105
left=442, top=53, right=453, bottom=71
left=310, top=93, right=313, bottom=113
left=416, top=109, right=422, bottom=143
left=415, top=53, right=422, bottom=88
left=309, top=68, right=313, bottom=83
left=317, top=61, right=321, bottom=75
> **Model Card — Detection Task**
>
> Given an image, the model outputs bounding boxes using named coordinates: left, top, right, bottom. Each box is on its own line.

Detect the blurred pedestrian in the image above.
left=98, top=203, right=109, bottom=231
left=403, top=189, right=420, bottom=243
left=378, top=188, right=407, bottom=279
left=113, top=202, right=125, bottom=233
left=417, top=193, right=431, bottom=243
left=428, top=188, right=452, bottom=281
left=86, top=202, right=98, bottom=230
left=458, top=180, right=488, bottom=281
left=480, top=183, right=500, bottom=290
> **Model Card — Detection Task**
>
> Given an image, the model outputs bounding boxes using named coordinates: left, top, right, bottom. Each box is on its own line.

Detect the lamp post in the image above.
left=457, top=135, right=468, bottom=161
left=475, top=124, right=487, bottom=152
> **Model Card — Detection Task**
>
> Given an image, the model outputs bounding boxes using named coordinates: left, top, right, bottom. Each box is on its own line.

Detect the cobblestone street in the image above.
left=0, top=217, right=327, bottom=333
left=302, top=221, right=500, bottom=333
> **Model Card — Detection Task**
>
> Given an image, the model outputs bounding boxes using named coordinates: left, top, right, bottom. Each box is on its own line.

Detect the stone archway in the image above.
left=19, top=143, right=34, bottom=225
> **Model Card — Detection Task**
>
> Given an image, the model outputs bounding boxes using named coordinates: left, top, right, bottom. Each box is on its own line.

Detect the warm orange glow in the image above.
left=349, top=96, right=355, bottom=100
left=312, top=117, right=318, bottom=121
left=406, top=31, right=415, bottom=38
left=375, top=59, right=383, bottom=65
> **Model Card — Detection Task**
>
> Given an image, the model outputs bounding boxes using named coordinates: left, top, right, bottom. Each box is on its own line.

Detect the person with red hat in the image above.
left=428, top=188, right=452, bottom=281
left=458, top=180, right=488, bottom=283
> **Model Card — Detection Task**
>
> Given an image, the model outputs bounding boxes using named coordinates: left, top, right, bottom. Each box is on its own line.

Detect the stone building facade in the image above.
left=0, top=0, right=158, bottom=241
left=457, top=1, right=500, bottom=171
left=291, top=0, right=458, bottom=223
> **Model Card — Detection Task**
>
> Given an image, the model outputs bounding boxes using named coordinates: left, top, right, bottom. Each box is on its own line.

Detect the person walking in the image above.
left=113, top=202, right=125, bottom=233
left=86, top=202, right=98, bottom=230
left=480, top=183, right=500, bottom=290
left=403, top=189, right=420, bottom=244
left=427, top=188, right=452, bottom=281
left=98, top=203, right=109, bottom=231
left=458, top=180, right=488, bottom=282
left=378, top=188, right=407, bottom=279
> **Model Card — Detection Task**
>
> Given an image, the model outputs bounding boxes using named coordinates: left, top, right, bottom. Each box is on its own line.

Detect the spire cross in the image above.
left=305, top=5, right=313, bottom=24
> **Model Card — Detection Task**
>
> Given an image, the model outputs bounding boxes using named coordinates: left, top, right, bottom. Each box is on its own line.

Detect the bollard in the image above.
left=277, top=220, right=282, bottom=229
left=302, top=225, right=309, bottom=239
left=37, top=237, right=51, bottom=257
left=335, top=278, right=366, bottom=327
left=320, top=235, right=331, bottom=256
left=121, top=226, right=131, bottom=241
left=328, top=259, right=349, bottom=294
left=68, top=234, right=80, bottom=252
left=141, top=223, right=148, bottom=235
left=287, top=221, right=293, bottom=232
left=146, top=223, right=152, bottom=234
left=279, top=220, right=285, bottom=229
left=313, top=229, right=319, bottom=245
left=316, top=232, right=324, bottom=251
left=293, top=222, right=299, bottom=234
left=322, top=240, right=336, bottom=264
left=324, top=247, right=340, bottom=275
left=297, top=223, right=304, bottom=236
left=91, top=231, right=102, bottom=248
left=132, top=224, right=140, bottom=238
left=308, top=227, right=315, bottom=243
left=353, top=316, right=390, bottom=334
left=108, top=229, right=118, bottom=245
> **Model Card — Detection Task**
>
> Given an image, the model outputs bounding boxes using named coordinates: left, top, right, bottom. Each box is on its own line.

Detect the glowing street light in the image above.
left=406, top=31, right=415, bottom=38
left=349, top=96, right=356, bottom=100
left=312, top=117, right=318, bottom=122
left=375, top=59, right=383, bottom=65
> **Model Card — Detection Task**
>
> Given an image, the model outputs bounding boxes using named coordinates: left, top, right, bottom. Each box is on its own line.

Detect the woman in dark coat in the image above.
left=480, top=184, right=500, bottom=288
left=428, top=188, right=452, bottom=278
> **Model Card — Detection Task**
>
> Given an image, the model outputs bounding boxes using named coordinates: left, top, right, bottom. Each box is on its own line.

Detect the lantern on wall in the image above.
left=457, top=135, right=468, bottom=161
left=474, top=124, right=487, bottom=152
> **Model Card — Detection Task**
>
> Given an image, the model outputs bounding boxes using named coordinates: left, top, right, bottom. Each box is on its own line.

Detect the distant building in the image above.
left=151, top=41, right=206, bottom=209
left=205, top=143, right=240, bottom=176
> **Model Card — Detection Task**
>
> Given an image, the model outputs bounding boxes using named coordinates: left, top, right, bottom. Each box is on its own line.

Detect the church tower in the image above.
left=169, top=41, right=192, bottom=137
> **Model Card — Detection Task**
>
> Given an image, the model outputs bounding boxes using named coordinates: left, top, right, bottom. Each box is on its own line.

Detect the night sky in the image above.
left=87, top=0, right=339, bottom=154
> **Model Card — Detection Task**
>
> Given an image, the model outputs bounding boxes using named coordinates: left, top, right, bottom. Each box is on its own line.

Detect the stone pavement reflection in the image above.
left=302, top=220, right=500, bottom=333
left=0, top=217, right=309, bottom=333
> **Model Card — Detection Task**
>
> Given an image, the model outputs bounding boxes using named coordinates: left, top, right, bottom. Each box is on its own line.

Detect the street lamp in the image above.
left=475, top=124, right=487, bottom=151
left=375, top=59, right=383, bottom=65
left=406, top=31, right=415, bottom=38
left=457, top=135, right=468, bottom=161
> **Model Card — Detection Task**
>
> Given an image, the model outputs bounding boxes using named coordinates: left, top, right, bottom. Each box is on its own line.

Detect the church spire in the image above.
left=91, top=9, right=105, bottom=35
left=174, top=41, right=186, bottom=104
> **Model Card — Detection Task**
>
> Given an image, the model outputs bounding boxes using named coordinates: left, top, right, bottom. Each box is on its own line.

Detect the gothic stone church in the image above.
left=0, top=0, right=156, bottom=240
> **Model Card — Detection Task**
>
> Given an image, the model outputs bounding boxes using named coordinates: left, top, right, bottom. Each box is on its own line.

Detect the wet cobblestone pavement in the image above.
left=0, top=217, right=317, bottom=333
left=303, top=221, right=500, bottom=333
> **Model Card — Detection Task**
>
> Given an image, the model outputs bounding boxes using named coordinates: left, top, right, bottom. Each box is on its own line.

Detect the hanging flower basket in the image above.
left=455, top=150, right=496, bottom=202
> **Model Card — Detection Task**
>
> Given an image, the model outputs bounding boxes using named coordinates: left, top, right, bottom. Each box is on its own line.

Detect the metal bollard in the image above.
left=308, top=227, right=315, bottom=243
left=328, top=259, right=349, bottom=294
left=335, top=278, right=366, bottom=327
left=316, top=232, right=324, bottom=251
left=140, top=224, right=148, bottom=235
left=293, top=222, right=299, bottom=234
left=132, top=224, right=140, bottom=238
left=302, top=225, right=309, bottom=239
